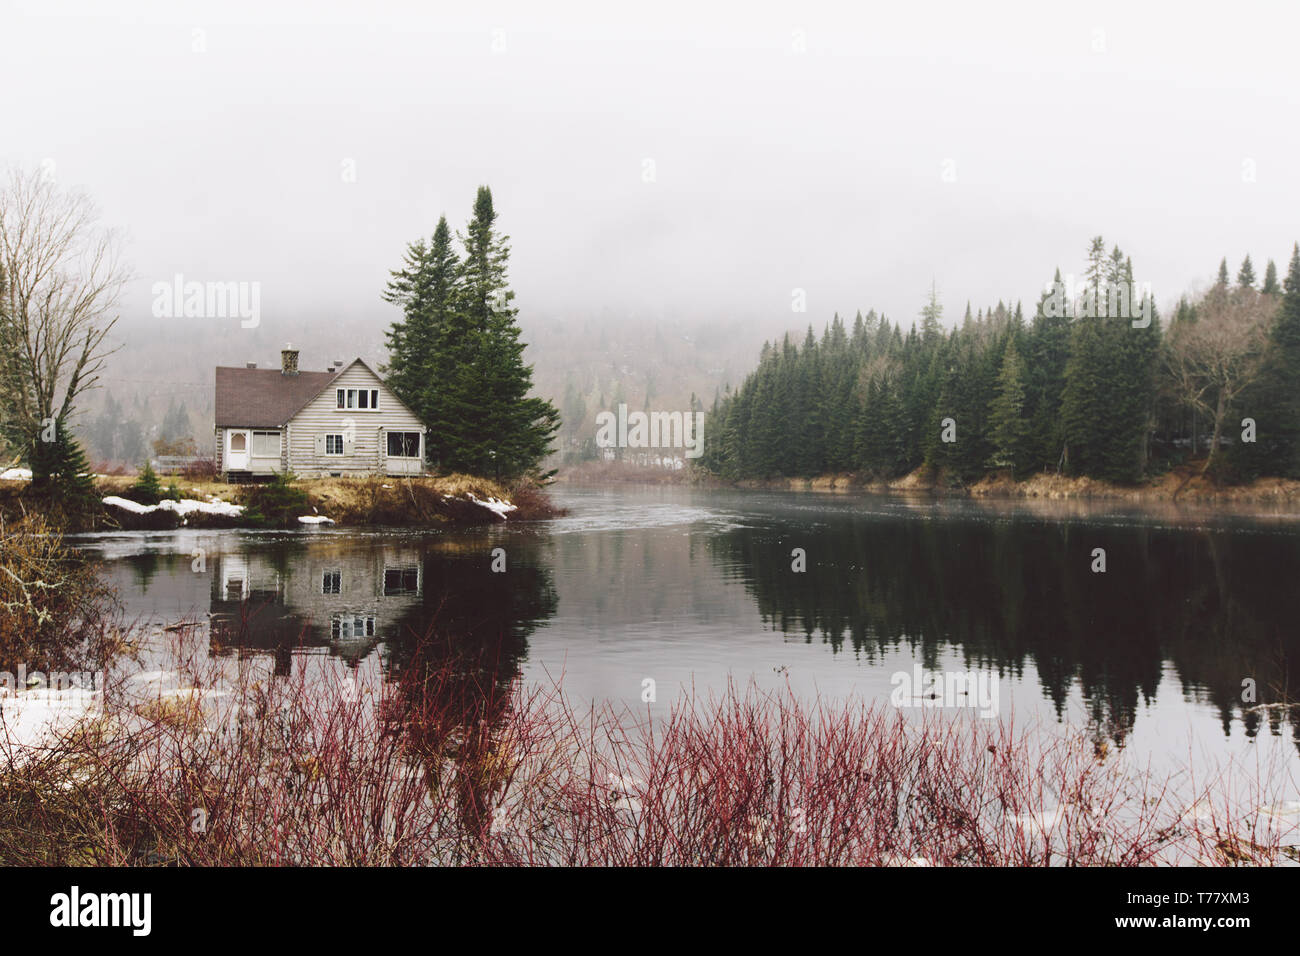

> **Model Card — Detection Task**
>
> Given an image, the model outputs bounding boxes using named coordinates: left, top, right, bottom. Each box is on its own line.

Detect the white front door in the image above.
left=227, top=430, right=250, bottom=470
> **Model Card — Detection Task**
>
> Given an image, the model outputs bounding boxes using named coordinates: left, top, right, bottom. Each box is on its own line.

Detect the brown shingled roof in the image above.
left=214, top=365, right=343, bottom=428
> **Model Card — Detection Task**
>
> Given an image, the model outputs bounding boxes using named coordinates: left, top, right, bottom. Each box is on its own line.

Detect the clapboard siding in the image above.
left=286, top=361, right=426, bottom=477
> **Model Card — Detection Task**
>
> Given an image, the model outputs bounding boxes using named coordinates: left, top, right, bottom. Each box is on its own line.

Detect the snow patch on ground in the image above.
left=0, top=688, right=100, bottom=762
left=297, top=515, right=335, bottom=525
left=1009, top=807, right=1070, bottom=830
left=157, top=687, right=231, bottom=702
left=127, top=670, right=172, bottom=684
left=103, top=495, right=244, bottom=518
left=0, top=467, right=32, bottom=481
left=466, top=493, right=517, bottom=519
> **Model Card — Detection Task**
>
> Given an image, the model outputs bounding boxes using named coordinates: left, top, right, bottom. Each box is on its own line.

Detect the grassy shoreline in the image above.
left=0, top=473, right=565, bottom=532
left=556, top=458, right=1300, bottom=504
left=675, top=464, right=1300, bottom=505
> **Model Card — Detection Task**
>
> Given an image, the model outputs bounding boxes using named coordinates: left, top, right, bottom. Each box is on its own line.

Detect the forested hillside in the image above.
left=67, top=308, right=785, bottom=473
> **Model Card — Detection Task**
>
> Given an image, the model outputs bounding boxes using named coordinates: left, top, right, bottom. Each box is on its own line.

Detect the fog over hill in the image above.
left=6, top=0, right=1299, bottom=468
left=81, top=307, right=802, bottom=467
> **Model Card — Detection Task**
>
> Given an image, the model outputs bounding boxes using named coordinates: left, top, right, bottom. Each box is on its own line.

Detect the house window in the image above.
left=336, top=388, right=380, bottom=410
left=321, top=570, right=341, bottom=594
left=229, top=432, right=247, bottom=452
left=383, top=565, right=420, bottom=596
left=325, top=434, right=345, bottom=455
left=386, top=431, right=421, bottom=458
left=252, top=431, right=280, bottom=458
left=331, top=614, right=376, bottom=640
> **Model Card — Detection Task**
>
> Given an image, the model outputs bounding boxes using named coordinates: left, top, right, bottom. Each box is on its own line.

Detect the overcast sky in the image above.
left=5, top=0, right=1299, bottom=335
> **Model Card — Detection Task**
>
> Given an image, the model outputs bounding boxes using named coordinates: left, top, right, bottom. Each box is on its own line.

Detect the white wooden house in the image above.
left=214, top=349, right=427, bottom=480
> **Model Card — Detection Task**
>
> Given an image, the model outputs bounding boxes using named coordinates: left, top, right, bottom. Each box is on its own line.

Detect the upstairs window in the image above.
left=336, top=388, right=380, bottom=410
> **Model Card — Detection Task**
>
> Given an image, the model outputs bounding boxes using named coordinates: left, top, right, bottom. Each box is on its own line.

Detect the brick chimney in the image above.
left=281, top=346, right=299, bottom=376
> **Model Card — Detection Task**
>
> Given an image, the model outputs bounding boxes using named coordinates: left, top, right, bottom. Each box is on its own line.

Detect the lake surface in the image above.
left=73, top=484, right=1300, bottom=781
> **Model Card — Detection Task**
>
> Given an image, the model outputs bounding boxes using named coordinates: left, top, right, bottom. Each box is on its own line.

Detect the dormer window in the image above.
left=336, top=388, right=379, bottom=410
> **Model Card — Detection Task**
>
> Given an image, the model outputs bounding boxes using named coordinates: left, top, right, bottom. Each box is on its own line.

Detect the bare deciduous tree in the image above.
left=0, top=167, right=128, bottom=483
left=1162, top=286, right=1274, bottom=474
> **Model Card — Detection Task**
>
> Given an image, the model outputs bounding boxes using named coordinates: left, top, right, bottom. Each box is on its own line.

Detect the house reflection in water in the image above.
left=209, top=544, right=425, bottom=675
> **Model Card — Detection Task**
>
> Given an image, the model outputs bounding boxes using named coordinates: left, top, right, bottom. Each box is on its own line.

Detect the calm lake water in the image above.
left=73, top=484, right=1300, bottom=782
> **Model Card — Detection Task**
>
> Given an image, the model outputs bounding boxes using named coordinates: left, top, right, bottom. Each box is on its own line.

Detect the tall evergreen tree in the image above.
left=383, top=191, right=559, bottom=479
left=1024, top=268, right=1072, bottom=472
left=1060, top=306, right=1107, bottom=476
left=988, top=339, right=1029, bottom=473
left=1262, top=259, right=1281, bottom=295
left=448, top=186, right=560, bottom=479
left=382, top=216, right=460, bottom=466
left=1057, top=240, right=1155, bottom=482
left=1237, top=255, right=1257, bottom=290
left=1260, top=244, right=1300, bottom=476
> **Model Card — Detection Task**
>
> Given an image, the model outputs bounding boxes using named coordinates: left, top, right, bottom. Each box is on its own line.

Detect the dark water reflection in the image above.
left=76, top=485, right=1300, bottom=766
left=704, top=494, right=1300, bottom=749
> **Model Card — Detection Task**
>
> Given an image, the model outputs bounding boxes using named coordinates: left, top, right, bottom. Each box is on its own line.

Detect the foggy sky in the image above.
left=5, top=0, right=1299, bottom=338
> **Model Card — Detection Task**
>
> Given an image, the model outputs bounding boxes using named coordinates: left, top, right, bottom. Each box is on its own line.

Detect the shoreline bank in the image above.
left=556, top=462, right=1300, bottom=506
left=0, top=474, right=565, bottom=532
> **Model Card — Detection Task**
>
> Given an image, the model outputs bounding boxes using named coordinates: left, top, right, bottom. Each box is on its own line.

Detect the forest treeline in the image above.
left=700, top=238, right=1300, bottom=485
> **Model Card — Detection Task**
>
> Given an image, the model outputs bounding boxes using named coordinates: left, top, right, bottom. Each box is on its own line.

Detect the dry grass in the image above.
left=716, top=465, right=1300, bottom=504
left=967, top=468, right=1300, bottom=503
left=91, top=473, right=542, bottom=527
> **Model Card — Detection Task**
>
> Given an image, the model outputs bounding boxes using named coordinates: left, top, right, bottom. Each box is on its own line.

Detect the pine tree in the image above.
left=127, top=459, right=163, bottom=505
left=1217, top=258, right=1231, bottom=287
left=1084, top=237, right=1108, bottom=309
left=450, top=187, right=559, bottom=479
left=920, top=283, right=943, bottom=343
left=1025, top=268, right=1072, bottom=472
left=1237, top=255, right=1257, bottom=290
left=384, top=191, right=559, bottom=479
left=1262, top=259, right=1281, bottom=295
left=1260, top=243, right=1300, bottom=476
left=854, top=376, right=883, bottom=473
left=1060, top=311, right=1107, bottom=477
left=1059, top=241, right=1157, bottom=482
left=383, top=216, right=460, bottom=466
left=988, top=339, right=1029, bottom=473
left=28, top=420, right=96, bottom=504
